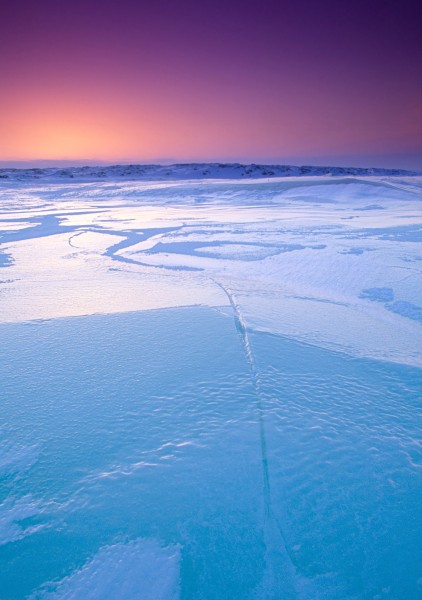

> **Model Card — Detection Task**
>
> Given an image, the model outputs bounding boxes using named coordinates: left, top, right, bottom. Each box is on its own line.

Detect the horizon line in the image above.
left=1, top=157, right=421, bottom=171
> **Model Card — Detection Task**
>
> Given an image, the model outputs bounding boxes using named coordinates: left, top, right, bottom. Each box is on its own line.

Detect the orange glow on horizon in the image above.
left=0, top=0, right=420, bottom=168
left=3, top=86, right=420, bottom=164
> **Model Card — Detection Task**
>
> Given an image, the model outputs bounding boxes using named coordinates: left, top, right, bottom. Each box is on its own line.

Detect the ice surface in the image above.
left=0, top=171, right=421, bottom=598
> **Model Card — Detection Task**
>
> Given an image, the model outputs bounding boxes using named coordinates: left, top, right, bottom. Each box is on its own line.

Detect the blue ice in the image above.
left=0, top=308, right=421, bottom=599
left=0, top=172, right=421, bottom=599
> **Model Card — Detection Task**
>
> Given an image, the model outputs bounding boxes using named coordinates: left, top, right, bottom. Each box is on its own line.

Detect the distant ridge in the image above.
left=0, top=162, right=420, bottom=182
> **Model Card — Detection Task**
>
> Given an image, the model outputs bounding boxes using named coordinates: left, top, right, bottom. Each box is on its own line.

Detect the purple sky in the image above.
left=1, top=0, right=421, bottom=167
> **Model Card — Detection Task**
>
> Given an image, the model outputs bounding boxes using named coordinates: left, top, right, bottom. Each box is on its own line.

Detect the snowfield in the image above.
left=0, top=167, right=421, bottom=599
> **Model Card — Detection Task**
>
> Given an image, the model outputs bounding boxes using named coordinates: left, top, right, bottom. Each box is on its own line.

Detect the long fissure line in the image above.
left=211, top=279, right=296, bottom=562
left=212, top=279, right=271, bottom=510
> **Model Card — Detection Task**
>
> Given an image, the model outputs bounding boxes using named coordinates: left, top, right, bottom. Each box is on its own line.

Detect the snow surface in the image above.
left=32, top=539, right=180, bottom=600
left=0, top=168, right=421, bottom=599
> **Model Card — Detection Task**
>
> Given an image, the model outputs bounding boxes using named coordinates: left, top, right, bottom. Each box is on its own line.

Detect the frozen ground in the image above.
left=0, top=169, right=421, bottom=598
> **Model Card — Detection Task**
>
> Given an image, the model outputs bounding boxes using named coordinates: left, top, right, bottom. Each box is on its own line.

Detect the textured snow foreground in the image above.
left=0, top=172, right=421, bottom=599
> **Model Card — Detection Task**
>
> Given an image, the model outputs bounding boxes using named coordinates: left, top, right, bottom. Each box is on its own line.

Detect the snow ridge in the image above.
left=0, top=162, right=419, bottom=182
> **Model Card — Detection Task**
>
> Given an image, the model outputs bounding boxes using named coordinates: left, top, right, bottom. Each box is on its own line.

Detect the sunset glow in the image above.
left=1, top=0, right=421, bottom=167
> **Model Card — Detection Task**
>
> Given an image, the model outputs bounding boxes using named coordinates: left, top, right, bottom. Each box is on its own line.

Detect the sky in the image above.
left=0, top=0, right=421, bottom=168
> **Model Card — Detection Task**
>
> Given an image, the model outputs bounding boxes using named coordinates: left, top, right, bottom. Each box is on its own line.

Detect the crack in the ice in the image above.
left=68, top=231, right=88, bottom=248
left=210, top=278, right=309, bottom=596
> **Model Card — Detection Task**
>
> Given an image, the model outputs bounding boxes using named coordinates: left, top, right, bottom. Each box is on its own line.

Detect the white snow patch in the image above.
left=34, top=539, right=180, bottom=600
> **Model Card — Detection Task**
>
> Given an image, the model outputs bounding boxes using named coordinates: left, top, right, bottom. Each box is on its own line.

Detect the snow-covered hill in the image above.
left=0, top=162, right=419, bottom=182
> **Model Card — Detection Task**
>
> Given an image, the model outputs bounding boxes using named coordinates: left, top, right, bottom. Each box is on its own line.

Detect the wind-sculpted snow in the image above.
left=0, top=173, right=421, bottom=598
